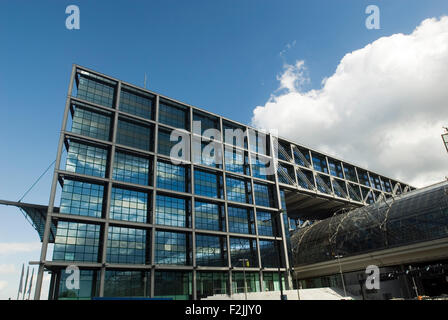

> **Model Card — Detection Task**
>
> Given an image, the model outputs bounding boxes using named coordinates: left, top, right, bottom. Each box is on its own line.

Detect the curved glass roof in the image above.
left=291, top=181, right=448, bottom=266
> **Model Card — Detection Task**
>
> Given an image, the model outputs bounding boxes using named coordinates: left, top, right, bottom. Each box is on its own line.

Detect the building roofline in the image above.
left=72, top=63, right=414, bottom=188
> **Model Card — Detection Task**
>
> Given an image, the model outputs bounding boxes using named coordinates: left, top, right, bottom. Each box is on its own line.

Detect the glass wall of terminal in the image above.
left=42, top=67, right=413, bottom=299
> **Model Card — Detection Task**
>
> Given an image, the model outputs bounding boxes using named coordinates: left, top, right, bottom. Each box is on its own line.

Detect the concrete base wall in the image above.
left=202, top=287, right=359, bottom=300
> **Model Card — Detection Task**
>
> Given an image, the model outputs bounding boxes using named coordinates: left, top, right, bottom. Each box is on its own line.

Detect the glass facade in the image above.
left=232, top=272, right=260, bottom=293
left=228, top=206, right=255, bottom=235
left=58, top=270, right=99, bottom=300
left=253, top=182, right=275, bottom=208
left=154, top=271, right=192, bottom=300
left=71, top=104, right=112, bottom=141
left=194, top=169, right=223, bottom=198
left=256, top=210, right=276, bottom=237
left=53, top=221, right=100, bottom=262
left=65, top=141, right=108, bottom=177
left=76, top=72, right=116, bottom=108
left=104, top=270, right=148, bottom=298
left=195, top=234, right=227, bottom=267
left=155, top=230, right=192, bottom=265
left=112, top=151, right=151, bottom=186
left=197, top=272, right=229, bottom=298
left=229, top=237, right=258, bottom=267
left=259, top=240, right=279, bottom=268
left=226, top=176, right=252, bottom=204
left=110, top=187, right=149, bottom=223
left=42, top=66, right=414, bottom=300
left=159, top=100, right=189, bottom=130
left=60, top=179, right=104, bottom=218
left=116, top=118, right=152, bottom=151
left=192, top=137, right=222, bottom=168
left=155, top=194, right=190, bottom=227
left=106, top=226, right=148, bottom=264
left=194, top=201, right=225, bottom=231
left=157, top=160, right=188, bottom=192
left=119, top=86, right=154, bottom=120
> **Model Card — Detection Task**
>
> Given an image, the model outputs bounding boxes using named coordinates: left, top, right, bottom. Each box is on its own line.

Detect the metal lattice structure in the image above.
left=291, top=181, right=448, bottom=266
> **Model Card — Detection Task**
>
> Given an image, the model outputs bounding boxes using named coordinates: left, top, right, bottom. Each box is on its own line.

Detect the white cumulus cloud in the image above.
left=252, top=17, right=448, bottom=188
left=0, top=264, right=16, bottom=274
left=0, top=281, right=7, bottom=291
left=0, top=242, right=41, bottom=255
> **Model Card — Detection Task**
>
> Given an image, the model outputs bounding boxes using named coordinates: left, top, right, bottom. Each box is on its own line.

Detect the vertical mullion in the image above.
left=99, top=81, right=121, bottom=297
left=190, top=107, right=197, bottom=300
left=269, top=133, right=291, bottom=290
left=325, top=156, right=336, bottom=198
left=219, top=117, right=233, bottom=296
left=35, top=64, right=77, bottom=300
left=246, top=129, right=262, bottom=290
left=150, top=95, right=159, bottom=298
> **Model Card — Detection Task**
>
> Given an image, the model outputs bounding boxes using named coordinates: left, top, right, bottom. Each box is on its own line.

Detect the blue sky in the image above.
left=1, top=0, right=447, bottom=299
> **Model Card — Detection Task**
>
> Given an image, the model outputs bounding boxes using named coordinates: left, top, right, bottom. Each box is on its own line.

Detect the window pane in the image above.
left=158, top=128, right=187, bottom=158
left=58, top=270, right=99, bottom=300
left=193, top=111, right=219, bottom=137
left=253, top=183, right=275, bottom=208
left=154, top=271, right=192, bottom=300
left=76, top=73, right=116, bottom=108
left=256, top=211, right=276, bottom=237
left=223, top=120, right=247, bottom=149
left=229, top=237, right=258, bottom=267
left=112, top=152, right=150, bottom=186
left=155, top=194, right=190, bottom=228
left=195, top=201, right=225, bottom=232
left=65, top=141, right=108, bottom=178
left=226, top=177, right=252, bottom=204
left=328, top=158, right=344, bottom=179
left=232, top=272, right=260, bottom=293
left=259, top=240, right=279, bottom=268
left=192, top=138, right=222, bottom=168
left=53, top=221, right=100, bottom=262
left=228, top=206, right=255, bottom=235
left=194, top=169, right=223, bottom=198
left=155, top=231, right=192, bottom=266
left=158, top=100, right=188, bottom=129
left=116, top=119, right=152, bottom=151
left=251, top=154, right=273, bottom=181
left=197, top=272, right=229, bottom=298
left=110, top=187, right=149, bottom=223
left=60, top=179, right=104, bottom=218
left=107, top=226, right=147, bottom=264
left=104, top=271, right=148, bottom=298
left=119, top=86, right=154, bottom=120
left=195, top=234, right=227, bottom=267
left=312, top=153, right=328, bottom=174
left=224, top=148, right=249, bottom=175
left=71, top=105, right=111, bottom=141
left=344, top=165, right=358, bottom=183
left=157, top=161, right=188, bottom=192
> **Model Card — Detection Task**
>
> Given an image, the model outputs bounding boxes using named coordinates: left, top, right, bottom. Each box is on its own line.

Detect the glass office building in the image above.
left=31, top=65, right=413, bottom=300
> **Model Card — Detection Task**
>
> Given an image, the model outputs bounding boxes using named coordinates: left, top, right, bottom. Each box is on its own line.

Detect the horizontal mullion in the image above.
left=70, top=96, right=116, bottom=114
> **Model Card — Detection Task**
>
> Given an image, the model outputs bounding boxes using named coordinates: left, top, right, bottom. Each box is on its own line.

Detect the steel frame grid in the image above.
left=34, top=64, right=414, bottom=300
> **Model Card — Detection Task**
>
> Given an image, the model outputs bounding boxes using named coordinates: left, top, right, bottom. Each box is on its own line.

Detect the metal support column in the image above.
left=34, top=64, right=76, bottom=300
